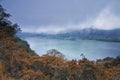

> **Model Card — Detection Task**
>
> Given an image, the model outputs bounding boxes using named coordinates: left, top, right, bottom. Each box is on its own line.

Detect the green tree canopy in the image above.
left=0, top=5, right=20, bottom=38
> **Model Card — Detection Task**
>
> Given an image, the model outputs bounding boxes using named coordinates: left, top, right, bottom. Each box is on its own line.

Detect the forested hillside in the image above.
left=18, top=28, right=120, bottom=42
left=0, top=5, right=120, bottom=80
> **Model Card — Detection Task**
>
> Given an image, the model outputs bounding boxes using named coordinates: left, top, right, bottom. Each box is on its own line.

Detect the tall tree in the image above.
left=0, top=5, right=20, bottom=38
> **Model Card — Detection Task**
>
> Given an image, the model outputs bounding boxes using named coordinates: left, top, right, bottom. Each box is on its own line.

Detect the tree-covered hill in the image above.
left=18, top=28, right=120, bottom=42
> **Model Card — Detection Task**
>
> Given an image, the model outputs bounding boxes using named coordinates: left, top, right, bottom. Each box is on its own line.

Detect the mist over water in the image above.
left=24, top=37, right=120, bottom=60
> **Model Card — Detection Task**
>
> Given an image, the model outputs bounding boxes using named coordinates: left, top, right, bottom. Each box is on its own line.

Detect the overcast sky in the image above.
left=1, top=0, right=120, bottom=34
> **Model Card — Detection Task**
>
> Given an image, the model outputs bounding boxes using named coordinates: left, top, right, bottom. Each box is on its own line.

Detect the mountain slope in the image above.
left=18, top=28, right=120, bottom=42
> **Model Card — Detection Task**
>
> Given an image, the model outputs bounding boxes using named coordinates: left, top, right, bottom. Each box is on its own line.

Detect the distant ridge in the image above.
left=18, top=28, right=120, bottom=42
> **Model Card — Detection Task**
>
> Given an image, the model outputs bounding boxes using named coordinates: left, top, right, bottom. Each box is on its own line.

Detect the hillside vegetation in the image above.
left=0, top=5, right=120, bottom=80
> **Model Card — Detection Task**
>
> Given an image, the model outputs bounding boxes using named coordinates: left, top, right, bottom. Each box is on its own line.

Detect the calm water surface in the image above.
left=24, top=37, right=120, bottom=60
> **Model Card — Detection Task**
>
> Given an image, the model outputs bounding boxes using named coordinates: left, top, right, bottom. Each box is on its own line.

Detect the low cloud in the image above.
left=22, top=7, right=120, bottom=34
left=93, top=7, right=120, bottom=29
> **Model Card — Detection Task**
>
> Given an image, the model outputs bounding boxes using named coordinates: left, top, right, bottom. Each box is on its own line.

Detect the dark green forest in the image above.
left=0, top=5, right=120, bottom=80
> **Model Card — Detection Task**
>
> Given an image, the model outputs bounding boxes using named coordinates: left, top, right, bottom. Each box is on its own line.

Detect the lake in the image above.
left=23, top=37, right=120, bottom=60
